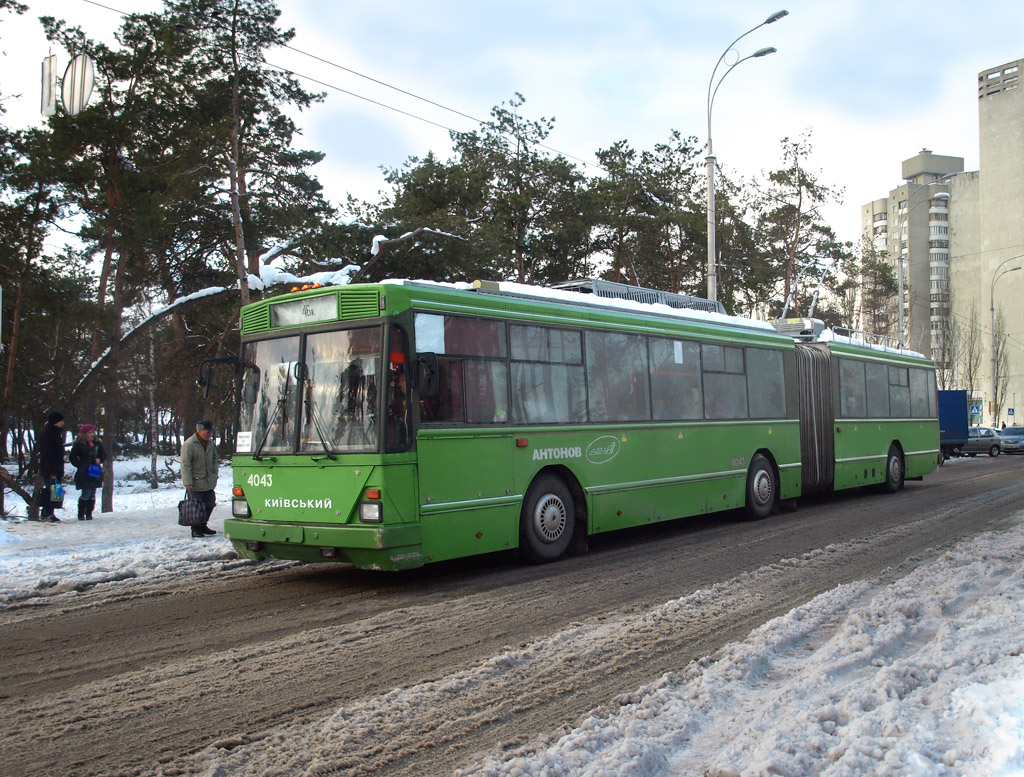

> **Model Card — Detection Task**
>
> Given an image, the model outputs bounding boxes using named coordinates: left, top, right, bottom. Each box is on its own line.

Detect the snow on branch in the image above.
left=371, top=227, right=464, bottom=257
left=246, top=262, right=361, bottom=291
left=353, top=226, right=466, bottom=282
left=71, top=263, right=356, bottom=402
left=71, top=224, right=460, bottom=402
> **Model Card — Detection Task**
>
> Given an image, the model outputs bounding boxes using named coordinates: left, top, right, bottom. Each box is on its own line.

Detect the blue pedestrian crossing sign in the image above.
left=970, top=404, right=981, bottom=415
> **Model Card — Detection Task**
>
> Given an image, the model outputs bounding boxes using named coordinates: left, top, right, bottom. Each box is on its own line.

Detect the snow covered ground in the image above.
left=456, top=521, right=1024, bottom=777
left=0, top=457, right=255, bottom=605
left=2, top=459, right=1023, bottom=776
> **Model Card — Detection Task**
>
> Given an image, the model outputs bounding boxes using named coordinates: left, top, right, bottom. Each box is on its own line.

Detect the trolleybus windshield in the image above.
left=237, top=326, right=383, bottom=455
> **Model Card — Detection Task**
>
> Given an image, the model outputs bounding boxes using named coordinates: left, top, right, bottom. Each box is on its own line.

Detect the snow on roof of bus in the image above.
left=379, top=279, right=779, bottom=333
left=817, top=327, right=926, bottom=358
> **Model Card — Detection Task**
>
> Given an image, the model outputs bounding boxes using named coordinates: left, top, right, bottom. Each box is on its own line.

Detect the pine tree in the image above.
left=593, top=133, right=707, bottom=298
left=754, top=133, right=848, bottom=318
left=369, top=95, right=597, bottom=285
left=0, top=129, right=69, bottom=467
left=858, top=246, right=898, bottom=340
left=35, top=0, right=332, bottom=508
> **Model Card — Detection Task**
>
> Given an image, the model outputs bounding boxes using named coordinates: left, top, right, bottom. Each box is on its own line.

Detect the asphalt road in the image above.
left=1, top=455, right=1020, bottom=777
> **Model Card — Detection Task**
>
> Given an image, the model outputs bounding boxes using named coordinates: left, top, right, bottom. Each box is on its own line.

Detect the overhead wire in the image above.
left=278, top=47, right=604, bottom=171
left=281, top=42, right=489, bottom=129
left=260, top=60, right=463, bottom=137
left=75, top=0, right=606, bottom=172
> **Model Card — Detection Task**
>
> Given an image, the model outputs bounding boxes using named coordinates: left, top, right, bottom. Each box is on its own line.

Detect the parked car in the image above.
left=999, top=426, right=1024, bottom=453
left=964, top=426, right=1002, bottom=457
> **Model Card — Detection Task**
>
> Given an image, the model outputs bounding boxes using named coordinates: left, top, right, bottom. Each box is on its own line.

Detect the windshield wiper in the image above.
left=254, top=365, right=293, bottom=461
left=253, top=397, right=284, bottom=462
left=304, top=390, right=336, bottom=460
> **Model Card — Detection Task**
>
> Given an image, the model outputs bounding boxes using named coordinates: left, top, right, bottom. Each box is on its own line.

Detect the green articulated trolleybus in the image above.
left=222, top=278, right=940, bottom=571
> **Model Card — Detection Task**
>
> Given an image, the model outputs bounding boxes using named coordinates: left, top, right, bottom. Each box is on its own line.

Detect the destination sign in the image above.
left=270, top=294, right=337, bottom=327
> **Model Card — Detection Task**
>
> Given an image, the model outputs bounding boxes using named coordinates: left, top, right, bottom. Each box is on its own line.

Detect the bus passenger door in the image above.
left=415, top=355, right=517, bottom=562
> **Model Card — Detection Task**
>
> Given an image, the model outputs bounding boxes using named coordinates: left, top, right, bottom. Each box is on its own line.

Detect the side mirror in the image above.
left=242, top=365, right=261, bottom=405
left=416, top=353, right=438, bottom=399
left=197, top=364, right=215, bottom=398
left=197, top=356, right=239, bottom=398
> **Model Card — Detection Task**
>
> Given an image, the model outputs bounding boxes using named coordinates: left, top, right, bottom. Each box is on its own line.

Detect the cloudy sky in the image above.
left=2, top=0, right=1022, bottom=246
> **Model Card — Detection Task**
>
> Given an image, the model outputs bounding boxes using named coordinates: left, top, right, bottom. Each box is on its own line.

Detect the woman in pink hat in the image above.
left=69, top=424, right=106, bottom=520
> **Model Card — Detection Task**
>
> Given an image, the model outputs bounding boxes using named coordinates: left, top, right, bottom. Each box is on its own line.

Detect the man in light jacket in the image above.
left=181, top=419, right=219, bottom=538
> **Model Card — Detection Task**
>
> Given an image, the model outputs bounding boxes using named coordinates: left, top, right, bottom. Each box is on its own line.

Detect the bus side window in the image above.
left=746, top=347, right=784, bottom=419
left=649, top=337, right=703, bottom=421
left=586, top=330, right=650, bottom=422
left=386, top=326, right=410, bottom=450
left=888, top=366, right=910, bottom=418
left=388, top=386, right=407, bottom=448
left=839, top=359, right=867, bottom=418
left=701, top=343, right=747, bottom=420
left=420, top=358, right=466, bottom=423
left=465, top=360, right=508, bottom=423
left=437, top=359, right=466, bottom=422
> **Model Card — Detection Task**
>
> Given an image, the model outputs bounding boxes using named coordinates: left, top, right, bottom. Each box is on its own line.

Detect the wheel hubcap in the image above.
left=533, top=494, right=567, bottom=543
left=889, top=455, right=902, bottom=483
left=752, top=469, right=773, bottom=506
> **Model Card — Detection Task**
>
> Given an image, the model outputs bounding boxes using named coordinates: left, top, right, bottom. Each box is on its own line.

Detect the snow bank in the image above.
left=457, top=521, right=1024, bottom=777
left=0, top=458, right=254, bottom=605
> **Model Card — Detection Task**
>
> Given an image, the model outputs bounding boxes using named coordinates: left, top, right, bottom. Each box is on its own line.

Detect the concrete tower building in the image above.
left=892, top=151, right=961, bottom=358
left=861, top=151, right=962, bottom=356
left=863, top=56, right=1024, bottom=426
left=949, top=58, right=1024, bottom=425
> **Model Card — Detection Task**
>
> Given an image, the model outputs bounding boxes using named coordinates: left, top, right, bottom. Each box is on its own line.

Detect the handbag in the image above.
left=177, top=494, right=208, bottom=526
left=48, top=480, right=65, bottom=508
left=88, top=463, right=103, bottom=479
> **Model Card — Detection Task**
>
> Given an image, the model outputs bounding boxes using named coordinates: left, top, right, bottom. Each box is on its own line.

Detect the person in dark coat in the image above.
left=69, top=423, right=106, bottom=521
left=37, top=411, right=66, bottom=522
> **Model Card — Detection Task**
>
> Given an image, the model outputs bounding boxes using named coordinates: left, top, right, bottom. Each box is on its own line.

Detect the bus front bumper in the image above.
left=224, top=519, right=424, bottom=571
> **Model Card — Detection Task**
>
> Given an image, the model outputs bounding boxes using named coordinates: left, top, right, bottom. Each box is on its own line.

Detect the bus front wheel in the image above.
left=883, top=445, right=904, bottom=493
left=744, top=454, right=776, bottom=521
left=520, top=474, right=575, bottom=563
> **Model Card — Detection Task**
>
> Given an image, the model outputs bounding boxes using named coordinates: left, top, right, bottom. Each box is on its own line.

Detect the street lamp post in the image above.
left=990, top=255, right=1024, bottom=426
left=895, top=183, right=950, bottom=346
left=706, top=10, right=788, bottom=303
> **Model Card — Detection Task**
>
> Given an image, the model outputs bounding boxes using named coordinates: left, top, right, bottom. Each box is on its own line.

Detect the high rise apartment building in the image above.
left=950, top=58, right=1024, bottom=425
left=862, top=57, right=1024, bottom=426
left=860, top=151, right=961, bottom=355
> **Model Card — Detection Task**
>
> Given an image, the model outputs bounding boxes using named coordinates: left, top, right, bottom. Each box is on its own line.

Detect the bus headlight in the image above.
left=359, top=502, right=382, bottom=523
left=231, top=486, right=250, bottom=518
left=359, top=488, right=382, bottom=523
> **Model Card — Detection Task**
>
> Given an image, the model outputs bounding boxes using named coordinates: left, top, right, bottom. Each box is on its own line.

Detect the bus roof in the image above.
left=384, top=280, right=929, bottom=360
left=817, top=328, right=927, bottom=360
left=382, top=278, right=779, bottom=334
left=246, top=278, right=931, bottom=364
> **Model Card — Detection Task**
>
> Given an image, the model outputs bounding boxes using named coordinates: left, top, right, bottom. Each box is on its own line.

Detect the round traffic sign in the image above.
left=61, top=53, right=95, bottom=116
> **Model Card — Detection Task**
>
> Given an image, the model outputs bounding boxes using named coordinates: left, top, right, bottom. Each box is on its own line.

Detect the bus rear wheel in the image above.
left=744, top=454, right=776, bottom=521
left=883, top=445, right=904, bottom=493
left=520, top=474, right=575, bottom=563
